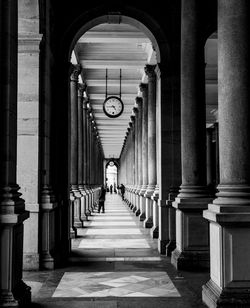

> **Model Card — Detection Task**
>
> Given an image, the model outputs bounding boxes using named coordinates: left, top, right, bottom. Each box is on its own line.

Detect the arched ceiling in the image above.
left=72, top=23, right=157, bottom=159
left=72, top=24, right=218, bottom=159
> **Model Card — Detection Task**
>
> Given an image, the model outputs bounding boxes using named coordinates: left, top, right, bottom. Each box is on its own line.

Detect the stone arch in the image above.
left=58, top=5, right=170, bottom=67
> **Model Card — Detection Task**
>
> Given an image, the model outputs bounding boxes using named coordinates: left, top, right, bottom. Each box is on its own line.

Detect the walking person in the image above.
left=110, top=184, right=113, bottom=194
left=120, top=183, right=125, bottom=201
left=98, top=185, right=106, bottom=213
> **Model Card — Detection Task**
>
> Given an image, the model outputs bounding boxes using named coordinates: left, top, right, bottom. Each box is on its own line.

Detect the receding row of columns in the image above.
left=119, top=64, right=159, bottom=241
left=69, top=64, right=104, bottom=239
left=120, top=0, right=250, bottom=307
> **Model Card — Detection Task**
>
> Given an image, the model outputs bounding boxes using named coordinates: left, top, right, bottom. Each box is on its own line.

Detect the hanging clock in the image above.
left=103, top=68, right=124, bottom=118
left=103, top=96, right=124, bottom=118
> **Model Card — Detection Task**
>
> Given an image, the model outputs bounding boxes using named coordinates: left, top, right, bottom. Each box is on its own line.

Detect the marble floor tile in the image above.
left=24, top=281, right=43, bottom=297
left=89, top=221, right=136, bottom=226
left=85, top=229, right=141, bottom=235
left=52, top=271, right=180, bottom=298
left=88, top=216, right=133, bottom=221
left=78, top=239, right=151, bottom=249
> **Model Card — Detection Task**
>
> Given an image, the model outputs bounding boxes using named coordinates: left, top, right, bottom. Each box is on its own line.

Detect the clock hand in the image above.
left=111, top=105, right=116, bottom=110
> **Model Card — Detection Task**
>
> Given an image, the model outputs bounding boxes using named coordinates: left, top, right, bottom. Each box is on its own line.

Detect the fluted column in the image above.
left=172, top=0, right=212, bottom=270
left=135, top=97, right=143, bottom=216
left=76, top=83, right=87, bottom=226
left=69, top=64, right=81, bottom=238
left=132, top=106, right=138, bottom=212
left=70, top=64, right=81, bottom=197
left=82, top=98, right=89, bottom=220
left=39, top=1, right=59, bottom=269
left=78, top=83, right=85, bottom=193
left=203, top=1, right=250, bottom=306
left=85, top=107, right=92, bottom=214
left=0, top=0, right=31, bottom=305
left=165, top=74, right=181, bottom=256
left=139, top=83, right=148, bottom=222
left=144, top=65, right=157, bottom=228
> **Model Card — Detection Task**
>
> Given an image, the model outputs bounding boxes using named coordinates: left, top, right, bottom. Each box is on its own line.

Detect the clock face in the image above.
left=103, top=96, right=124, bottom=118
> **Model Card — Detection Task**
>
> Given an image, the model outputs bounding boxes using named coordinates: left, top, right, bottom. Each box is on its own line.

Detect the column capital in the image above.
left=133, top=106, right=138, bottom=115
left=70, top=64, right=81, bottom=82
left=82, top=98, right=88, bottom=109
left=78, top=82, right=86, bottom=97
left=144, top=64, right=156, bottom=80
left=135, top=96, right=143, bottom=107
left=139, top=82, right=148, bottom=93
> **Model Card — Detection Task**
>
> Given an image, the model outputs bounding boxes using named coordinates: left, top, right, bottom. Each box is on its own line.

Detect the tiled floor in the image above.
left=24, top=193, right=209, bottom=307
left=52, top=271, right=180, bottom=297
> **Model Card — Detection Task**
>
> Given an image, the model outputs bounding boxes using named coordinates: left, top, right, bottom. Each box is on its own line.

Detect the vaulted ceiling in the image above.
left=72, top=23, right=218, bottom=159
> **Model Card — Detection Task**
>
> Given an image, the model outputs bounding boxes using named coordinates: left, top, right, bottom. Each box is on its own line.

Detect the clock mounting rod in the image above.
left=105, top=68, right=122, bottom=99
left=120, top=68, right=122, bottom=99
left=105, top=68, right=108, bottom=99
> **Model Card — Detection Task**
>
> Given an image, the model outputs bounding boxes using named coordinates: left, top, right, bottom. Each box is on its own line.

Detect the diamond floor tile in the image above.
left=52, top=271, right=181, bottom=298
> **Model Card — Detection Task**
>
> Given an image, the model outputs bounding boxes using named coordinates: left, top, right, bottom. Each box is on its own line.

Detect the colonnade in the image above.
left=1, top=0, right=250, bottom=307
left=119, top=0, right=250, bottom=306
left=69, top=64, right=104, bottom=238
left=119, top=64, right=159, bottom=240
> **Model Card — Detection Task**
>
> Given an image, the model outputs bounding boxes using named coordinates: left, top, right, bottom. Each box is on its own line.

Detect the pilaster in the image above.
left=0, top=1, right=31, bottom=306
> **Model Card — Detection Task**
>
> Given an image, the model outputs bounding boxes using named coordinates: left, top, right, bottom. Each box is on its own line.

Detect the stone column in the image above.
left=126, top=115, right=135, bottom=207
left=203, top=1, right=250, bottom=306
left=129, top=115, right=136, bottom=206
left=206, top=127, right=214, bottom=194
left=84, top=106, right=91, bottom=215
left=135, top=97, right=143, bottom=216
left=76, top=83, right=86, bottom=227
left=0, top=0, right=31, bottom=306
left=131, top=115, right=136, bottom=201
left=82, top=96, right=88, bottom=220
left=69, top=64, right=81, bottom=237
left=172, top=0, right=212, bottom=270
left=165, top=74, right=181, bottom=256
left=139, top=83, right=148, bottom=222
left=39, top=1, right=59, bottom=269
left=144, top=65, right=157, bottom=228
left=132, top=106, right=138, bottom=212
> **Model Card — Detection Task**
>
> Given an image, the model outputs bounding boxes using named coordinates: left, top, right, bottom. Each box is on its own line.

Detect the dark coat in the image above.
left=99, top=187, right=106, bottom=201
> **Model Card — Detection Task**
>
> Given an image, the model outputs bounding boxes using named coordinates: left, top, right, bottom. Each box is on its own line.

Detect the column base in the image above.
left=139, top=212, right=146, bottom=221
left=202, top=279, right=250, bottom=308
left=150, top=226, right=159, bottom=239
left=40, top=252, right=55, bottom=270
left=158, top=239, right=168, bottom=255
left=143, top=217, right=153, bottom=228
left=135, top=208, right=141, bottom=216
left=171, top=248, right=209, bottom=270
left=166, top=240, right=176, bottom=257
left=0, top=280, right=31, bottom=308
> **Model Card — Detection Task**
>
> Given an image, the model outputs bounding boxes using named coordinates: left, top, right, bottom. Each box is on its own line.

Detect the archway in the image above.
left=37, top=2, right=173, bottom=270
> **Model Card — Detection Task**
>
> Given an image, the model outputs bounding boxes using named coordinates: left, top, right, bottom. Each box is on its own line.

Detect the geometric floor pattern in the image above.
left=78, top=238, right=151, bottom=249
left=22, top=193, right=209, bottom=306
left=52, top=271, right=181, bottom=297
left=85, top=228, right=141, bottom=235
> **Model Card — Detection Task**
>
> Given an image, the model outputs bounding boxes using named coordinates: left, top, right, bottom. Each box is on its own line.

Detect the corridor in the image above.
left=23, top=194, right=208, bottom=307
